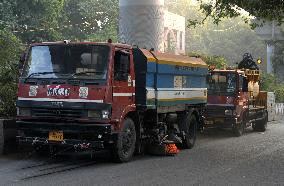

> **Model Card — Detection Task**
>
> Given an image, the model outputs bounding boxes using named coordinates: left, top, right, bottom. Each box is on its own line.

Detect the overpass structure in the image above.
left=254, top=20, right=284, bottom=73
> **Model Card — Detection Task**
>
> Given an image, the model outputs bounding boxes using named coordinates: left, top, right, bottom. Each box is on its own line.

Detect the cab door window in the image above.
left=114, top=51, right=130, bottom=81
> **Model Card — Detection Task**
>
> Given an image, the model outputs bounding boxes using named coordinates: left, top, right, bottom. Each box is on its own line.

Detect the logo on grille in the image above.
left=47, top=85, right=70, bottom=97
left=51, top=101, right=64, bottom=107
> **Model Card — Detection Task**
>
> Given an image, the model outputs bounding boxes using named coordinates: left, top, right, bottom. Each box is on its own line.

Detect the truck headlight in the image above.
left=88, top=110, right=101, bottom=118
left=102, top=110, right=110, bottom=119
left=224, top=109, right=236, bottom=116
left=17, top=107, right=31, bottom=117
left=88, top=110, right=110, bottom=119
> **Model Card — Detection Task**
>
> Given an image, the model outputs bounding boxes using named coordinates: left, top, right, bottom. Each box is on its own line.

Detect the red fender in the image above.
left=114, top=104, right=136, bottom=132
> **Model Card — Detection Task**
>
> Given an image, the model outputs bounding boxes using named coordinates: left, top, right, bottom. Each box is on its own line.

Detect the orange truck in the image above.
left=204, top=53, right=268, bottom=136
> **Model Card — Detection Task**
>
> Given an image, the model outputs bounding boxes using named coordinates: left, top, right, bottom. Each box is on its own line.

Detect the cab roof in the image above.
left=31, top=41, right=132, bottom=48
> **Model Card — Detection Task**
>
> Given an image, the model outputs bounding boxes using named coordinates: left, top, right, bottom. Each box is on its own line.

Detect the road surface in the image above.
left=1, top=120, right=284, bottom=186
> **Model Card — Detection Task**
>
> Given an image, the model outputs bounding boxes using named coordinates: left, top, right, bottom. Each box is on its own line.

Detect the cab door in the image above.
left=112, top=49, right=135, bottom=120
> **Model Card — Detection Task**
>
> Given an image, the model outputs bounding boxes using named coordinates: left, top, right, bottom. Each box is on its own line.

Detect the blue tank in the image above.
left=133, top=48, right=208, bottom=113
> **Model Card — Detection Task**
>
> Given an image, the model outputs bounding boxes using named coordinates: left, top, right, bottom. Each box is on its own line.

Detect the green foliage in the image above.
left=60, top=0, right=118, bottom=41
left=0, top=0, right=120, bottom=117
left=260, top=73, right=284, bottom=103
left=272, top=40, right=284, bottom=80
left=189, top=0, right=284, bottom=27
left=188, top=52, right=228, bottom=69
left=0, top=1, right=17, bottom=29
left=275, top=87, right=284, bottom=103
left=0, top=29, right=23, bottom=117
left=202, top=55, right=228, bottom=69
left=13, top=0, right=65, bottom=43
left=166, top=1, right=266, bottom=67
left=260, top=73, right=277, bottom=91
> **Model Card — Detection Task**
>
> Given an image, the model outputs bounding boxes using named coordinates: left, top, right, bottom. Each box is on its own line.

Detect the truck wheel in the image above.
left=180, top=114, right=197, bottom=149
left=111, top=118, right=136, bottom=163
left=253, top=112, right=267, bottom=132
left=232, top=121, right=244, bottom=137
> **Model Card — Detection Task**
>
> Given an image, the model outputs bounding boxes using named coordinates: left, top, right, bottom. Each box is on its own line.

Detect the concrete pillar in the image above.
left=181, top=31, right=185, bottom=52
left=267, top=43, right=274, bottom=73
left=119, top=0, right=165, bottom=51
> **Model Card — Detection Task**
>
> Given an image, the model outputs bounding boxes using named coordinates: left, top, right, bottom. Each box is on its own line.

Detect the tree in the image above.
left=188, top=52, right=228, bottom=69
left=273, top=39, right=284, bottom=81
left=0, top=1, right=17, bottom=29
left=189, top=0, right=284, bottom=27
left=0, top=29, right=23, bottom=117
left=13, top=0, right=65, bottom=43
left=261, top=73, right=284, bottom=103
left=60, top=0, right=119, bottom=41
left=0, top=0, right=120, bottom=117
left=166, top=0, right=266, bottom=67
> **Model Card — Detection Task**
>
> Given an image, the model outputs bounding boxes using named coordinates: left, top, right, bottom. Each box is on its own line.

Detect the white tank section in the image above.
left=119, top=0, right=165, bottom=51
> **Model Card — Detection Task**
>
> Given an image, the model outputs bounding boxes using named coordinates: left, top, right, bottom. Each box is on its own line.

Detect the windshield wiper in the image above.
left=25, top=71, right=64, bottom=82
left=70, top=71, right=104, bottom=78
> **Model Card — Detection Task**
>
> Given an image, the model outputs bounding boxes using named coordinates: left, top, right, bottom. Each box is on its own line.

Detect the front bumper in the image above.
left=17, top=121, right=113, bottom=150
left=204, top=116, right=239, bottom=128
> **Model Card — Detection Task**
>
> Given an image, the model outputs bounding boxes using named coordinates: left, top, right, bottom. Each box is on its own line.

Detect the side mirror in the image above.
left=19, top=53, right=26, bottom=70
left=206, top=74, right=212, bottom=83
left=115, top=71, right=129, bottom=81
left=120, top=72, right=129, bottom=81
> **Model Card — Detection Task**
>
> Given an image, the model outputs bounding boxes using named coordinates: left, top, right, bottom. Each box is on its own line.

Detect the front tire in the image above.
left=179, top=113, right=197, bottom=149
left=111, top=118, right=136, bottom=163
left=232, top=121, right=244, bottom=137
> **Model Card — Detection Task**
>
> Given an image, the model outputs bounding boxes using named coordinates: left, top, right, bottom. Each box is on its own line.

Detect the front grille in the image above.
left=205, top=107, right=225, bottom=116
left=32, top=108, right=84, bottom=118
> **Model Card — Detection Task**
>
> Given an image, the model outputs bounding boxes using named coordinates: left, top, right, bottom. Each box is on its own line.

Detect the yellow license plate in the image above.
left=48, top=131, right=64, bottom=141
left=214, top=118, right=224, bottom=123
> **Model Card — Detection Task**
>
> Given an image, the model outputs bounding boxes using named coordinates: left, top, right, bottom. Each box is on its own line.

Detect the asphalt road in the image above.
left=1, top=119, right=284, bottom=186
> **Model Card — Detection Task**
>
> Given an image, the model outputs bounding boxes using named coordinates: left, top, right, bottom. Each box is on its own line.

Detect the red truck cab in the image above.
left=204, top=68, right=268, bottom=136
left=17, top=41, right=137, bottom=161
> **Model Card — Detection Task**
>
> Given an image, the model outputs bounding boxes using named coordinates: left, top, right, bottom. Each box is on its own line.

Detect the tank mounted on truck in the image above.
left=16, top=41, right=208, bottom=162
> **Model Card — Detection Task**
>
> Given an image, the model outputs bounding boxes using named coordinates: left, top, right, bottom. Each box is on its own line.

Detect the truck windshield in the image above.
left=22, top=44, right=110, bottom=80
left=207, top=72, right=237, bottom=95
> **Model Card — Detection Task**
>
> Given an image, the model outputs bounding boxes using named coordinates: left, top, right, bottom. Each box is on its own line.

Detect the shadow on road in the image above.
left=1, top=120, right=280, bottom=182
left=198, top=127, right=254, bottom=140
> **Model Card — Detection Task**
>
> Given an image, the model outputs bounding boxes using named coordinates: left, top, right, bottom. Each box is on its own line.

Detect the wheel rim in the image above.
left=121, top=127, right=134, bottom=156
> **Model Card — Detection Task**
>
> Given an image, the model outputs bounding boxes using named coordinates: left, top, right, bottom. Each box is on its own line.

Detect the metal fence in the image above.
left=276, top=103, right=284, bottom=115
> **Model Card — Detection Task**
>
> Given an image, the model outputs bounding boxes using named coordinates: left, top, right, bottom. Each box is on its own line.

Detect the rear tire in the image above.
left=179, top=113, right=197, bottom=149
left=111, top=118, right=136, bottom=163
left=253, top=112, right=267, bottom=132
left=232, top=121, right=244, bottom=137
